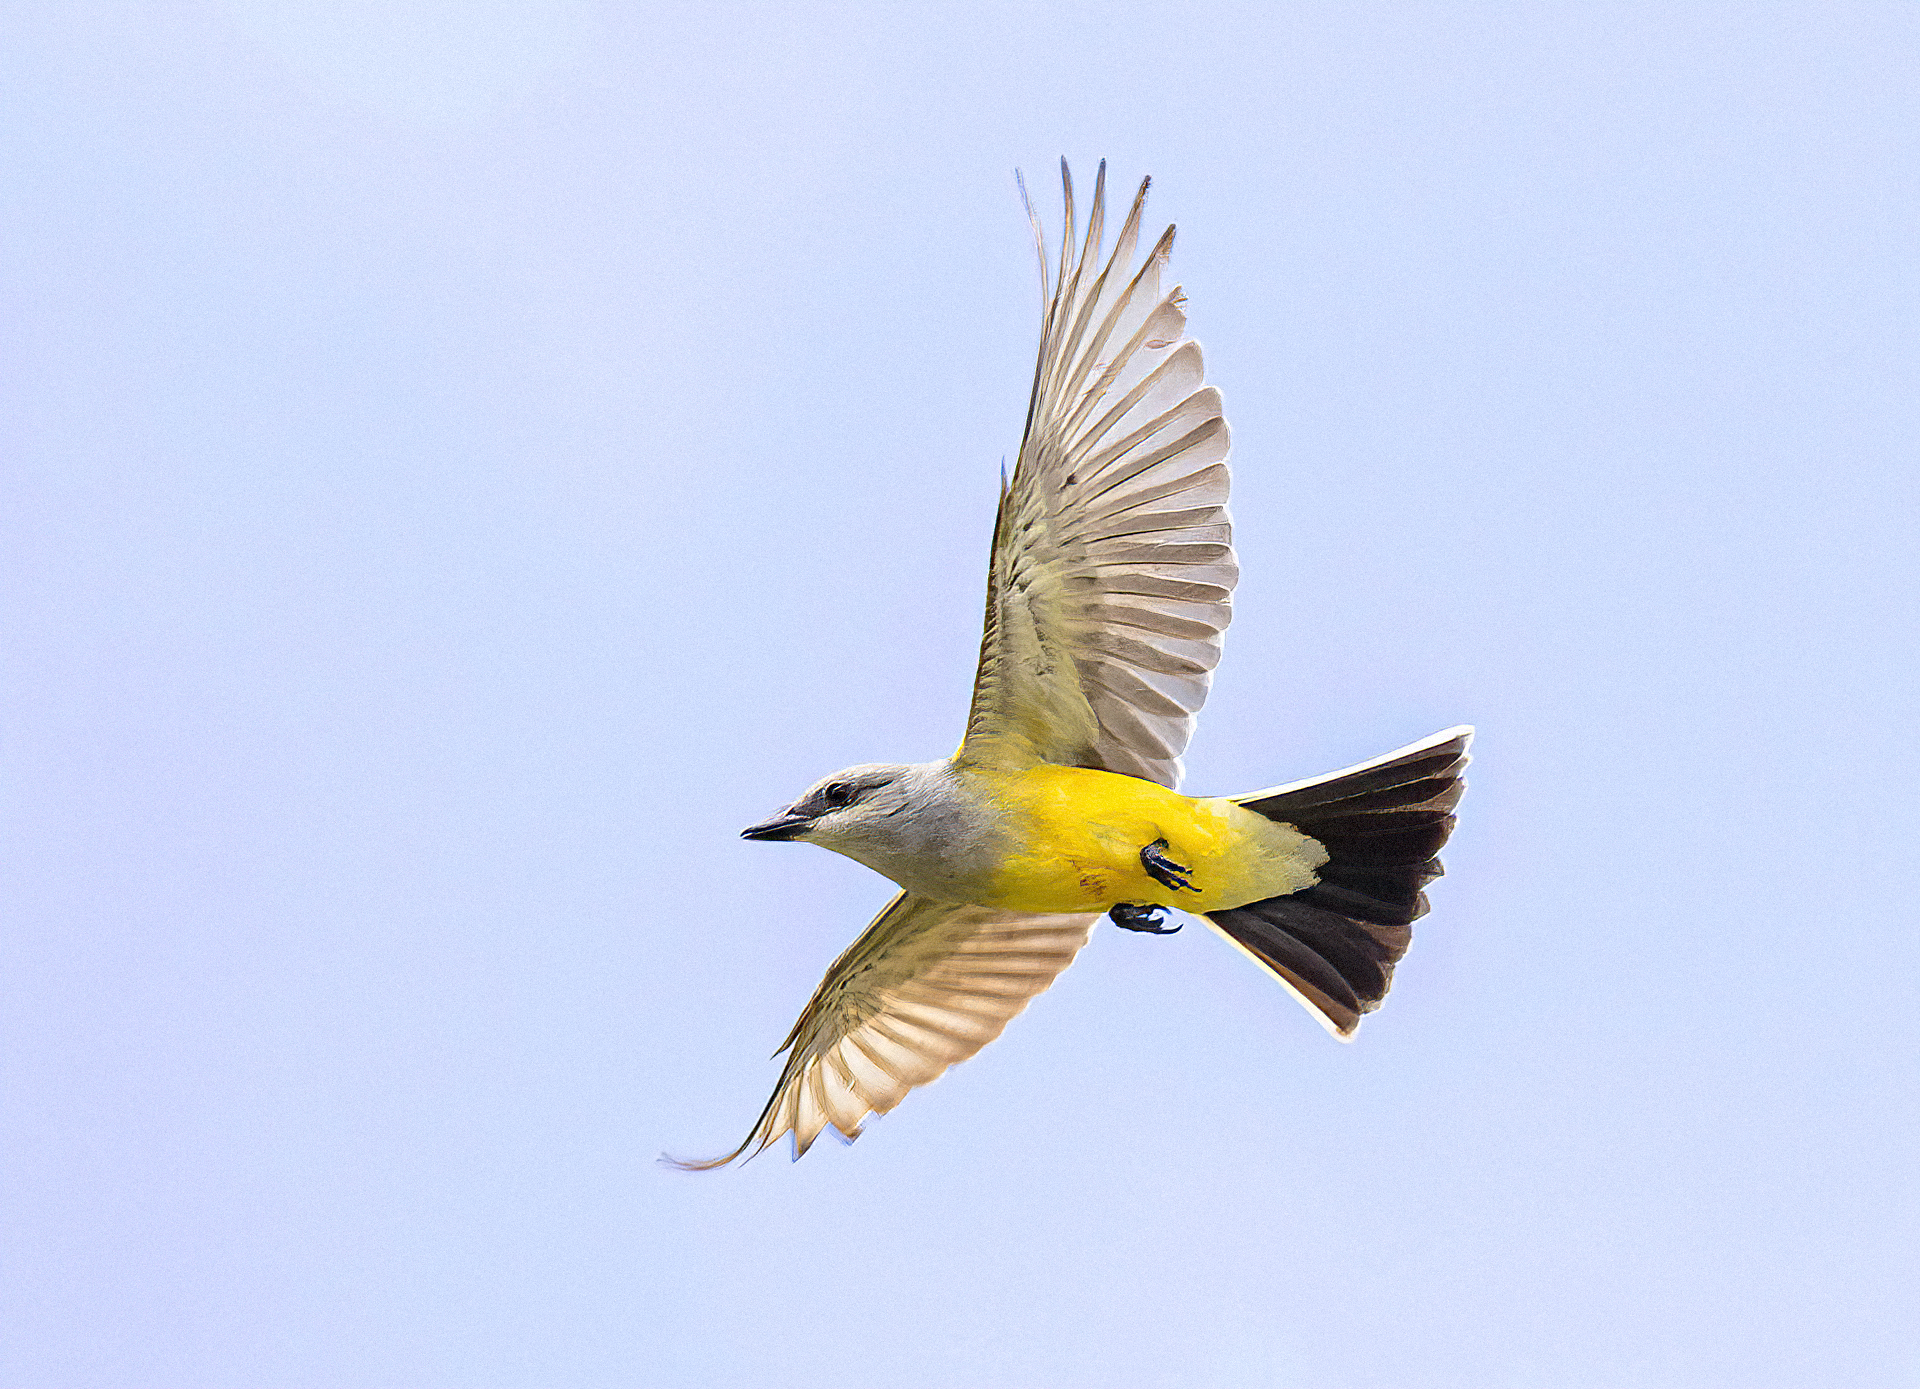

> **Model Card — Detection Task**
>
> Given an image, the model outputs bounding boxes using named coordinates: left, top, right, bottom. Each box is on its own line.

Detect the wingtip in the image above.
left=658, top=1149, right=731, bottom=1173
left=659, top=1131, right=773, bottom=1173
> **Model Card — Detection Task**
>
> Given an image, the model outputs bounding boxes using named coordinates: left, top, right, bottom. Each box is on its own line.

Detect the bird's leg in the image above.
left=1110, top=840, right=1200, bottom=933
left=1141, top=838, right=1199, bottom=894
left=1109, top=902, right=1180, bottom=934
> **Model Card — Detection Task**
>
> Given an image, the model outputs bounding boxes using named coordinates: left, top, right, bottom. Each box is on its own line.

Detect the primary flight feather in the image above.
left=672, top=162, right=1470, bottom=1169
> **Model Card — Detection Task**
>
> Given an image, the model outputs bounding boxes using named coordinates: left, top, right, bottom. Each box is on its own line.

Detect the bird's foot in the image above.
left=1141, top=838, right=1198, bottom=893
left=1109, top=902, right=1181, bottom=934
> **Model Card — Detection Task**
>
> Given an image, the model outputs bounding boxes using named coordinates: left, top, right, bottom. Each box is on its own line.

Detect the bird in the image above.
left=672, top=161, right=1470, bottom=1169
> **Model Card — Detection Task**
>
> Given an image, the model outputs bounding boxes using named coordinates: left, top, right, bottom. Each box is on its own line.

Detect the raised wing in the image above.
left=669, top=894, right=1097, bottom=1168
left=960, top=161, right=1236, bottom=789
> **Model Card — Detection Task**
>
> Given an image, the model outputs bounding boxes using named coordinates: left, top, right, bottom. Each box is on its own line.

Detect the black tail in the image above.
left=1206, top=727, right=1471, bottom=1038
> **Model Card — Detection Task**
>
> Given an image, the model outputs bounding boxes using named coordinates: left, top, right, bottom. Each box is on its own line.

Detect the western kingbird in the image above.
left=675, top=162, right=1469, bottom=1169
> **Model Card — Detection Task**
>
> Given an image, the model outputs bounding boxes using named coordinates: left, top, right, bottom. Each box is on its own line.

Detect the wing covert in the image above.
left=670, top=894, right=1096, bottom=1168
left=961, top=161, right=1236, bottom=789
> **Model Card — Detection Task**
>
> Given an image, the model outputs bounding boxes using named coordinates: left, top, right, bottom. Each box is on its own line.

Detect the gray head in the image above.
left=739, top=760, right=983, bottom=895
left=741, top=762, right=923, bottom=846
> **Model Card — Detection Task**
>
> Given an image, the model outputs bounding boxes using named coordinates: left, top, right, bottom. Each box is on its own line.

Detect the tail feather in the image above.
left=1207, top=727, right=1471, bottom=1038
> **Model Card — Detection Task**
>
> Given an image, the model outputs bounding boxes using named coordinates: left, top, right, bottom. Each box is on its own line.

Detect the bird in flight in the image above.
left=674, top=162, right=1469, bottom=1169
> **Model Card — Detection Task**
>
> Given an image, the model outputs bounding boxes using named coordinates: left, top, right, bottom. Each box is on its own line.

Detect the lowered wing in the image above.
left=669, top=894, right=1097, bottom=1168
left=960, top=161, right=1236, bottom=789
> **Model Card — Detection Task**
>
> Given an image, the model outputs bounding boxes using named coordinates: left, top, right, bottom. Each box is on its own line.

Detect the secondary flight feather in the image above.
left=671, top=162, right=1469, bottom=1169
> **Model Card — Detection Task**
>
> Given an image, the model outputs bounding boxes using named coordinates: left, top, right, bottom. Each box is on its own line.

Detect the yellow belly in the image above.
left=966, top=763, right=1326, bottom=914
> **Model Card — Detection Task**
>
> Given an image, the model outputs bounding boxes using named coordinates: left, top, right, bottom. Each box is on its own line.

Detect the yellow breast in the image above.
left=963, top=763, right=1325, bottom=914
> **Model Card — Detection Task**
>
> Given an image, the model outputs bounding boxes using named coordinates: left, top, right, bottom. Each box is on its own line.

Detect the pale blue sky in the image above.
left=4, top=3, right=1916, bottom=1386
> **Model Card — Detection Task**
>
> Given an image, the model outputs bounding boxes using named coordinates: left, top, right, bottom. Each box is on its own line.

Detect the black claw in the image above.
left=1141, top=838, right=1198, bottom=893
left=1109, top=902, right=1181, bottom=934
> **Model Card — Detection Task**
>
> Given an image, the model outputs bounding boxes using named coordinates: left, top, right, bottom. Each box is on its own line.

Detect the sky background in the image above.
left=4, top=2, right=1917, bottom=1386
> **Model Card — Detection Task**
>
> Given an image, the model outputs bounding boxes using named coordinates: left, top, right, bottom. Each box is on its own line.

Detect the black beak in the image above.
left=740, top=811, right=812, bottom=842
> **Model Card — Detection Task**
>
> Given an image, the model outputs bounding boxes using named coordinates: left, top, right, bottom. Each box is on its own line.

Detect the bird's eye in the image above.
left=821, top=781, right=855, bottom=809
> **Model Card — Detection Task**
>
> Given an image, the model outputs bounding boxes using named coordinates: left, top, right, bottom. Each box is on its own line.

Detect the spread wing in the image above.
left=960, top=161, right=1236, bottom=789
left=669, top=894, right=1097, bottom=1168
